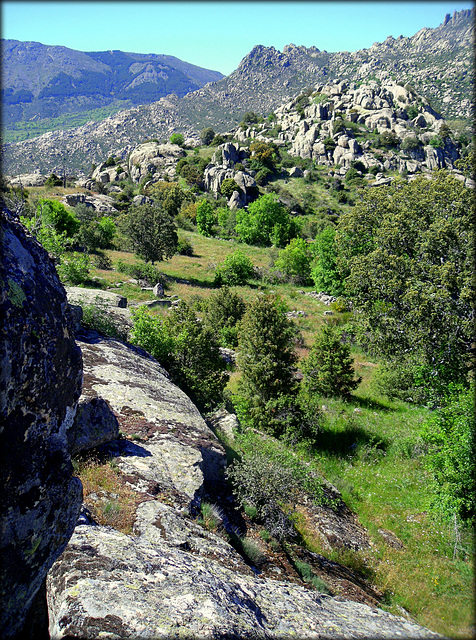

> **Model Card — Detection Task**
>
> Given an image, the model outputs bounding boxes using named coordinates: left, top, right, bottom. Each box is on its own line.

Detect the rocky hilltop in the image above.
left=2, top=8, right=472, bottom=175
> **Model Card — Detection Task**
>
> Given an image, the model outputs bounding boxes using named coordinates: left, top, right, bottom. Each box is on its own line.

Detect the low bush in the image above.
left=57, top=251, right=91, bottom=285
left=214, top=250, right=255, bottom=286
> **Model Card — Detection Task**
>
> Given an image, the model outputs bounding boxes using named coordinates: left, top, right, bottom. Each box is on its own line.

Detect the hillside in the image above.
left=2, top=8, right=473, bottom=175
left=1, top=40, right=224, bottom=141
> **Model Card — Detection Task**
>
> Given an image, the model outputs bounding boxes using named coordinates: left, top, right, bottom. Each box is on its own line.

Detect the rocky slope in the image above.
left=45, top=319, right=443, bottom=639
left=2, top=8, right=472, bottom=175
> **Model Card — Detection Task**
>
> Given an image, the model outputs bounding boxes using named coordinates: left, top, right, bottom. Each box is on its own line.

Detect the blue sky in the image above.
left=2, top=1, right=473, bottom=75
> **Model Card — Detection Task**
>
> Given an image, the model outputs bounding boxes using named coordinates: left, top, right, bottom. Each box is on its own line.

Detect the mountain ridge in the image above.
left=2, top=8, right=473, bottom=175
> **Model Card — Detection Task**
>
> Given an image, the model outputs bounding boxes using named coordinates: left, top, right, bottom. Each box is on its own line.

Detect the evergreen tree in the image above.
left=302, top=322, right=361, bottom=399
left=235, top=295, right=298, bottom=434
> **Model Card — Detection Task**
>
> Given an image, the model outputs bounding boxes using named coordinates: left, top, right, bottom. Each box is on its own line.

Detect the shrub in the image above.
left=162, top=301, right=229, bottom=410
left=200, top=127, right=215, bottom=146
left=274, top=238, right=313, bottom=284
left=430, top=136, right=444, bottom=149
left=302, top=322, right=361, bottom=399
left=220, top=178, right=240, bottom=199
left=81, top=301, right=129, bottom=341
left=421, top=385, right=474, bottom=524
left=226, top=452, right=298, bottom=540
left=176, top=236, right=194, bottom=256
left=235, top=193, right=297, bottom=248
left=310, top=227, right=345, bottom=296
left=203, top=286, right=246, bottom=348
left=169, top=133, right=184, bottom=146
left=130, top=306, right=174, bottom=367
left=45, top=173, right=63, bottom=187
left=57, top=251, right=91, bottom=285
left=214, top=250, right=255, bottom=286
left=401, top=136, right=421, bottom=151
left=116, top=260, right=165, bottom=286
left=196, top=200, right=217, bottom=237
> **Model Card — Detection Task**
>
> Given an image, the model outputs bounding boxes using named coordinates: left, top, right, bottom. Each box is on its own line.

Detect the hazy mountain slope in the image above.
left=2, top=9, right=472, bottom=175
left=1, top=40, right=224, bottom=129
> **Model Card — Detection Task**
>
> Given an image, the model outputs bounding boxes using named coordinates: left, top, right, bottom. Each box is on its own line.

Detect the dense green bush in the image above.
left=214, top=250, right=255, bottom=286
left=203, top=286, right=246, bottom=348
left=274, top=238, right=313, bottom=284
left=169, top=133, right=184, bottom=146
left=131, top=302, right=228, bottom=410
left=196, top=200, right=217, bottom=236
left=220, top=178, right=240, bottom=199
left=421, top=385, right=474, bottom=523
left=57, top=251, right=91, bottom=285
left=116, top=259, right=164, bottom=286
left=200, top=127, right=215, bottom=145
left=235, top=193, right=297, bottom=247
left=310, top=227, right=345, bottom=296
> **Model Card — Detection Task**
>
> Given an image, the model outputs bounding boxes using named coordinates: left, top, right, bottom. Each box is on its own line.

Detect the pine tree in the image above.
left=302, top=322, right=361, bottom=399
left=235, top=295, right=298, bottom=434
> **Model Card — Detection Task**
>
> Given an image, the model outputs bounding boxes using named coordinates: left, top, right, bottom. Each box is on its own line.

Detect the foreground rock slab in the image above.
left=77, top=329, right=227, bottom=502
left=48, top=522, right=443, bottom=639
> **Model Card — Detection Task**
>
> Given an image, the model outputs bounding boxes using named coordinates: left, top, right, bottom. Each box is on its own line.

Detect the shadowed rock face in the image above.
left=0, top=208, right=83, bottom=638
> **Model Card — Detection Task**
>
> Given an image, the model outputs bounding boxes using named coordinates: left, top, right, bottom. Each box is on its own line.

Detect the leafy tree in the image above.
left=274, top=238, right=313, bottom=284
left=56, top=252, right=91, bottom=285
left=235, top=193, right=297, bottom=247
left=378, top=130, right=400, bottom=149
left=163, top=301, right=229, bottom=410
left=200, top=127, right=215, bottom=145
left=196, top=199, right=217, bottom=236
left=336, top=171, right=474, bottom=403
left=220, top=178, right=240, bottom=199
left=120, top=204, right=178, bottom=263
left=310, top=227, right=345, bottom=296
left=170, top=133, right=184, bottom=146
left=240, top=111, right=260, bottom=128
left=421, top=384, right=474, bottom=524
left=203, top=286, right=246, bottom=348
left=45, top=173, right=63, bottom=187
left=249, top=141, right=276, bottom=169
left=131, top=302, right=228, bottom=410
left=214, top=250, right=255, bottom=287
left=302, top=323, right=361, bottom=399
left=145, top=181, right=188, bottom=218
left=180, top=164, right=203, bottom=188
left=38, top=198, right=79, bottom=238
left=235, top=295, right=298, bottom=434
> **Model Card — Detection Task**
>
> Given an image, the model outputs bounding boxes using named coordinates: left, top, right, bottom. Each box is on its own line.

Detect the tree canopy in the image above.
left=235, top=193, right=297, bottom=247
left=120, top=204, right=178, bottom=263
left=336, top=171, right=474, bottom=402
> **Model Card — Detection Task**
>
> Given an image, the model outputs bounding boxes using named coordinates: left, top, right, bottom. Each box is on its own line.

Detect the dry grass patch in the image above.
left=74, top=455, right=143, bottom=534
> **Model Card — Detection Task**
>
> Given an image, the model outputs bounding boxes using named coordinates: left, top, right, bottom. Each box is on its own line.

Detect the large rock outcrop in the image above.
left=47, top=521, right=442, bottom=639
left=0, top=208, right=83, bottom=637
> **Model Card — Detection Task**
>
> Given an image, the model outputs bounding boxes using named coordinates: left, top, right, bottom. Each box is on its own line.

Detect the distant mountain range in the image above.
left=1, top=40, right=224, bottom=138
left=2, top=8, right=473, bottom=175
